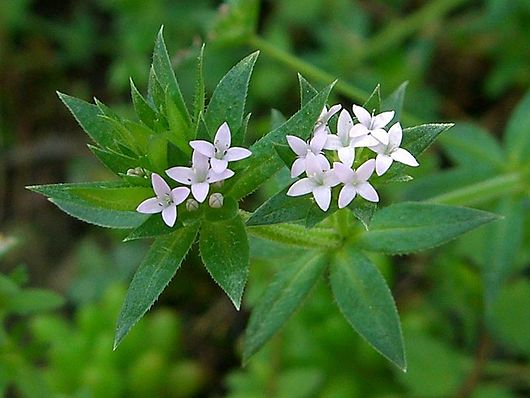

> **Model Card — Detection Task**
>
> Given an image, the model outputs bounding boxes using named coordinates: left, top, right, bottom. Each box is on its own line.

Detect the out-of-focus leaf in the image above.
left=243, top=253, right=327, bottom=363
left=8, top=289, right=64, bottom=314
left=209, top=0, right=259, bottom=44
left=114, top=224, right=199, bottom=349
left=504, top=90, right=530, bottom=164
left=330, top=247, right=405, bottom=370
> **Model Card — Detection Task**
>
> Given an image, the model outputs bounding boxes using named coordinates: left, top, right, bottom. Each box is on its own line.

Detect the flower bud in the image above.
left=126, top=167, right=146, bottom=177
left=186, top=198, right=199, bottom=212
left=212, top=180, right=224, bottom=188
left=208, top=193, right=224, bottom=209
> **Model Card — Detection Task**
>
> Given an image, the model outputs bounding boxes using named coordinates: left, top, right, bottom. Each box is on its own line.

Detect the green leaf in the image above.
left=165, top=89, right=192, bottom=155
left=88, top=145, right=138, bottom=175
left=130, top=78, right=158, bottom=130
left=362, top=85, right=381, bottom=113
left=439, top=122, right=503, bottom=168
left=123, top=216, right=176, bottom=242
left=298, top=73, right=318, bottom=107
left=192, top=44, right=206, bottom=124
left=270, top=109, right=286, bottom=130
left=199, top=215, right=249, bottom=309
left=57, top=92, right=116, bottom=149
left=204, top=51, right=259, bottom=145
left=152, top=26, right=190, bottom=124
left=504, top=90, right=530, bottom=164
left=381, top=81, right=407, bottom=124
left=331, top=248, right=405, bottom=370
left=242, top=253, right=327, bottom=363
left=209, top=0, right=259, bottom=44
left=226, top=83, right=334, bottom=200
left=8, top=289, right=64, bottom=314
left=246, top=187, right=312, bottom=226
left=359, top=202, right=499, bottom=254
left=114, top=224, right=199, bottom=349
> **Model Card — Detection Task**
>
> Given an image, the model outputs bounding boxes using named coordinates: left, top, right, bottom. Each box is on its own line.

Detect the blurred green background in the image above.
left=1, top=0, right=529, bottom=397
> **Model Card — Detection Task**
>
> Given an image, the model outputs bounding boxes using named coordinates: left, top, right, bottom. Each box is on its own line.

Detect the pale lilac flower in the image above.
left=350, top=104, right=394, bottom=145
left=368, top=122, right=419, bottom=176
left=136, top=173, right=190, bottom=227
left=287, top=134, right=328, bottom=178
left=287, top=154, right=339, bottom=211
left=333, top=159, right=379, bottom=208
left=313, top=104, right=341, bottom=136
left=166, top=151, right=233, bottom=203
left=323, top=109, right=358, bottom=165
left=190, top=122, right=252, bottom=173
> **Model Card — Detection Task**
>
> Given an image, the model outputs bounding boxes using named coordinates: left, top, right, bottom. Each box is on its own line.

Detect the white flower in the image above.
left=136, top=173, right=190, bottom=227
left=333, top=159, right=379, bottom=208
left=166, top=151, right=233, bottom=203
left=323, top=109, right=358, bottom=165
left=368, top=122, right=419, bottom=176
left=313, top=104, right=341, bottom=136
left=287, top=153, right=339, bottom=211
left=190, top=122, right=252, bottom=174
left=286, top=134, right=329, bottom=178
left=350, top=104, right=395, bottom=145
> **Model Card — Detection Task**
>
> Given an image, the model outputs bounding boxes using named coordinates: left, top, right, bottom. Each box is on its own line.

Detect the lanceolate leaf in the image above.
left=199, top=215, right=249, bottom=309
left=246, top=187, right=312, bottom=226
left=504, top=90, right=530, bottom=165
left=226, top=83, right=334, bottom=200
left=192, top=44, right=206, bottom=124
left=381, top=81, right=408, bottom=124
left=359, top=202, right=499, bottom=254
left=363, top=84, right=381, bottom=113
left=243, top=253, right=328, bottom=364
left=88, top=145, right=138, bottom=175
left=114, top=224, right=199, bottom=349
left=204, top=51, right=259, bottom=145
left=130, top=78, right=158, bottom=130
left=57, top=92, right=116, bottom=149
left=298, top=73, right=318, bottom=107
left=331, top=247, right=406, bottom=371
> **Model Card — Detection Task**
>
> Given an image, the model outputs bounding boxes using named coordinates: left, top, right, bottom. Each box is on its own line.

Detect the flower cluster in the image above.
left=136, top=122, right=252, bottom=226
left=286, top=104, right=419, bottom=211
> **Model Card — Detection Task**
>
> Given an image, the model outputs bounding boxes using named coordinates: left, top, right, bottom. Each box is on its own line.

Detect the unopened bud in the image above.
left=212, top=180, right=224, bottom=188
left=186, top=198, right=199, bottom=212
left=126, top=167, right=146, bottom=177
left=208, top=193, right=224, bottom=209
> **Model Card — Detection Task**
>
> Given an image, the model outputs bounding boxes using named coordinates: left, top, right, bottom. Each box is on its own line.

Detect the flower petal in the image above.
left=287, top=178, right=314, bottom=196
left=370, top=128, right=389, bottom=145
left=312, top=186, right=331, bottom=211
left=391, top=148, right=419, bottom=167
left=376, top=154, right=393, bottom=176
left=208, top=168, right=234, bottom=183
left=210, top=157, right=229, bottom=173
left=356, top=182, right=379, bottom=202
left=286, top=135, right=308, bottom=156
left=214, top=122, right=231, bottom=150
left=162, top=205, right=177, bottom=227
left=191, top=182, right=209, bottom=203
left=353, top=134, right=380, bottom=148
left=137, top=197, right=163, bottom=214
left=190, top=140, right=215, bottom=158
left=372, top=111, right=395, bottom=129
left=171, top=187, right=190, bottom=205
left=338, top=185, right=356, bottom=208
left=324, top=134, right=341, bottom=150
left=151, top=173, right=170, bottom=198
left=313, top=124, right=329, bottom=136
left=337, top=109, right=353, bottom=139
left=316, top=154, right=331, bottom=171
left=350, top=123, right=369, bottom=138
left=327, top=104, right=341, bottom=120
left=355, top=159, right=375, bottom=181
left=352, top=104, right=372, bottom=126
left=324, top=170, right=340, bottom=187
left=387, top=122, right=402, bottom=149
left=226, top=147, right=252, bottom=162
left=290, top=158, right=306, bottom=178
left=333, top=162, right=354, bottom=183
left=166, top=167, right=194, bottom=185
left=337, top=146, right=355, bottom=167
left=310, top=132, right=327, bottom=153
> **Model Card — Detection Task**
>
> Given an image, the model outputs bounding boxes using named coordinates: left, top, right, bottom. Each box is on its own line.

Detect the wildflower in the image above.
left=136, top=173, right=190, bottom=227
left=368, top=122, right=419, bottom=176
left=323, top=109, right=357, bottom=165
left=350, top=104, right=395, bottom=145
left=333, top=159, right=379, bottom=208
left=287, top=153, right=339, bottom=211
left=286, top=134, right=328, bottom=178
left=313, top=104, right=341, bottom=136
left=190, top=122, right=251, bottom=173
left=166, top=151, right=233, bottom=203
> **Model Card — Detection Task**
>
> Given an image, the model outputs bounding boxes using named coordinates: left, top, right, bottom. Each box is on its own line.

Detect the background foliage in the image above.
left=1, top=0, right=529, bottom=396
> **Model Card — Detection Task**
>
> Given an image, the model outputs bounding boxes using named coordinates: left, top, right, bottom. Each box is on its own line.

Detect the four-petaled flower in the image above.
left=166, top=151, right=233, bottom=203
left=287, top=134, right=328, bottom=178
left=351, top=104, right=394, bottom=145
left=190, top=122, right=252, bottom=173
left=368, top=122, right=419, bottom=176
left=324, top=109, right=358, bottom=165
left=333, top=159, right=379, bottom=208
left=136, top=173, right=190, bottom=227
left=313, top=104, right=341, bottom=136
left=287, top=154, right=339, bottom=211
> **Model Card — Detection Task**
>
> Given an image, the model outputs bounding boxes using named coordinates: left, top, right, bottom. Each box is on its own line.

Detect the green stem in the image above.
left=427, top=173, right=525, bottom=206
left=246, top=223, right=341, bottom=249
